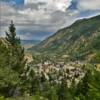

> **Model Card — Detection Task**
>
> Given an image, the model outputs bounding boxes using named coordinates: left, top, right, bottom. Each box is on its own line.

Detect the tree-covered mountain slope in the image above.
left=29, top=15, right=100, bottom=62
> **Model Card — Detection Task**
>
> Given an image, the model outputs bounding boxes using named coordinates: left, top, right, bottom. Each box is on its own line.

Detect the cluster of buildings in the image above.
left=34, top=61, right=85, bottom=86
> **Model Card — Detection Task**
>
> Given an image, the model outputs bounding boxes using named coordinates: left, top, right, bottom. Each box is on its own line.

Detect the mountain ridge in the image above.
left=29, top=15, right=100, bottom=62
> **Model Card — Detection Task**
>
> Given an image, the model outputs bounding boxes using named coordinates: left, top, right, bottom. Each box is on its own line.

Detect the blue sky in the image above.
left=0, top=0, right=100, bottom=40
left=2, top=0, right=24, bottom=5
left=15, top=0, right=24, bottom=5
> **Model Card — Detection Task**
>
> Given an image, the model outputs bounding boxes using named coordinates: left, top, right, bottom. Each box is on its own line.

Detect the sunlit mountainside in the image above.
left=29, top=15, right=100, bottom=63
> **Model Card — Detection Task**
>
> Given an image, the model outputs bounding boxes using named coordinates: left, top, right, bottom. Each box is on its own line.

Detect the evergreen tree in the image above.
left=87, top=70, right=100, bottom=100
left=48, top=86, right=58, bottom=100
left=75, top=70, right=91, bottom=100
left=6, top=21, right=20, bottom=46
left=42, top=81, right=51, bottom=98
left=29, top=70, right=40, bottom=95
left=58, top=78, right=73, bottom=100
left=80, top=71, right=90, bottom=94
left=0, top=35, right=21, bottom=97
left=5, top=21, right=27, bottom=73
left=0, top=21, right=27, bottom=97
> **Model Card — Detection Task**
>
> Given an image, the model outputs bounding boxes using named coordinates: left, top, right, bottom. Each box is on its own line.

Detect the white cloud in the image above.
left=0, top=0, right=75, bottom=31
left=0, top=0, right=100, bottom=40
left=24, top=0, right=73, bottom=12
left=77, top=0, right=100, bottom=11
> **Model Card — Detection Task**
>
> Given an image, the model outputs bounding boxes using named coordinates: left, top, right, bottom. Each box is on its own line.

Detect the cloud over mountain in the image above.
left=0, top=0, right=100, bottom=40
left=24, top=0, right=73, bottom=12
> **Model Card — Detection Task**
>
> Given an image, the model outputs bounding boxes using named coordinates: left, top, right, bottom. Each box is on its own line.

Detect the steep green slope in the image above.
left=30, top=15, right=100, bottom=61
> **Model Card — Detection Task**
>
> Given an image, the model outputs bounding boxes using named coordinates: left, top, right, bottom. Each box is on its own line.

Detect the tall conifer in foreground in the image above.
left=6, top=21, right=27, bottom=73
left=6, top=21, right=20, bottom=46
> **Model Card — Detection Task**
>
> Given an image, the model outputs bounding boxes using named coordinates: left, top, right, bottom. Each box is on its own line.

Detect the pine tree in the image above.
left=0, top=28, right=21, bottom=97
left=6, top=21, right=20, bottom=46
left=48, top=86, right=58, bottom=100
left=87, top=70, right=100, bottom=100
left=5, top=21, right=27, bottom=73
left=75, top=70, right=91, bottom=100
left=58, top=78, right=73, bottom=100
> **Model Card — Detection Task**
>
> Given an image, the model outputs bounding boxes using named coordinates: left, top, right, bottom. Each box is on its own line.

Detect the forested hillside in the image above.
left=30, top=15, right=100, bottom=62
